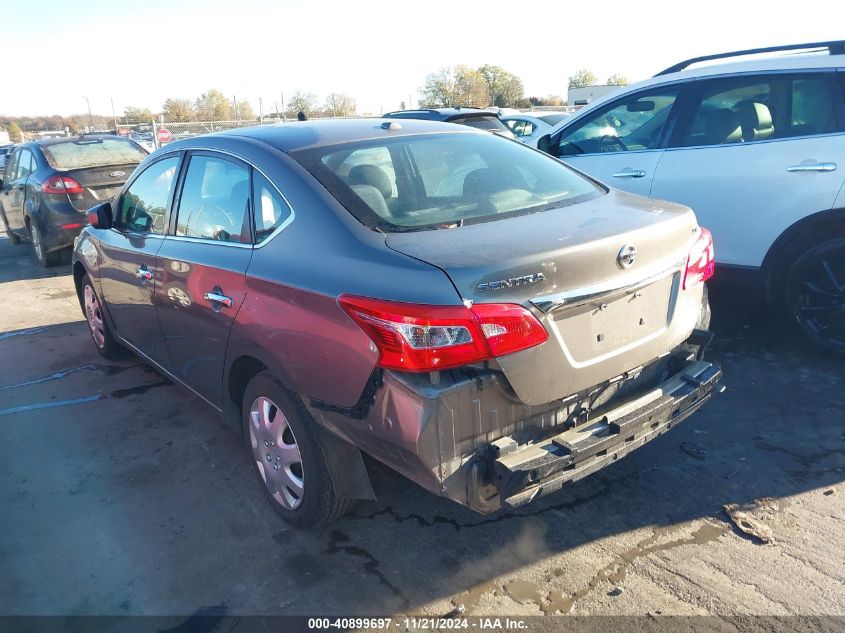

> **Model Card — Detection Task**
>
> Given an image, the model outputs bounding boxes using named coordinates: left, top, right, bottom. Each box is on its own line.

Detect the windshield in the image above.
left=290, top=132, right=603, bottom=232
left=41, top=138, right=148, bottom=170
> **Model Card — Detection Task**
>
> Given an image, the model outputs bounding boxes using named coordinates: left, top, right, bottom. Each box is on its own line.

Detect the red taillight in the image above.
left=42, top=176, right=84, bottom=195
left=339, top=295, right=549, bottom=372
left=59, top=222, right=83, bottom=230
left=683, top=227, right=715, bottom=290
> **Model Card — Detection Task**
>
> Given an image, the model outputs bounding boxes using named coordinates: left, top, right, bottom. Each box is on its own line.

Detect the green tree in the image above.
left=162, top=98, right=194, bottom=122
left=124, top=106, right=154, bottom=123
left=195, top=89, right=233, bottom=121
left=606, top=73, right=629, bottom=86
left=568, top=69, right=598, bottom=89
left=419, top=66, right=490, bottom=108
left=324, top=93, right=357, bottom=117
left=286, top=91, right=319, bottom=117
left=7, top=122, right=23, bottom=143
left=477, top=65, right=524, bottom=108
left=236, top=99, right=255, bottom=120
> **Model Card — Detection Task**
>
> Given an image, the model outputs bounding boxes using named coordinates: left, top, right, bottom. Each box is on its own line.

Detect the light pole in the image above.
left=83, top=96, right=93, bottom=131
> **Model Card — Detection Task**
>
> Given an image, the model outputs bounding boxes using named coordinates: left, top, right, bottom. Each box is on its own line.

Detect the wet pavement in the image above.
left=0, top=233, right=843, bottom=617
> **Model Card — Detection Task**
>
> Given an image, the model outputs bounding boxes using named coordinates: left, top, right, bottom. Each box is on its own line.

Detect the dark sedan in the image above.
left=0, top=135, right=148, bottom=266
left=384, top=107, right=516, bottom=139
left=73, top=119, right=719, bottom=528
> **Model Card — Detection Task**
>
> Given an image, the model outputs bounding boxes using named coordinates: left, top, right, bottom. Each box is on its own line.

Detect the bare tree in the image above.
left=606, top=73, right=629, bottom=86
left=287, top=91, right=319, bottom=117
left=123, top=106, right=154, bottom=124
left=195, top=89, right=233, bottom=120
left=568, top=69, right=598, bottom=89
left=324, top=93, right=357, bottom=117
left=477, top=65, right=525, bottom=108
left=419, top=66, right=490, bottom=108
left=162, top=98, right=194, bottom=122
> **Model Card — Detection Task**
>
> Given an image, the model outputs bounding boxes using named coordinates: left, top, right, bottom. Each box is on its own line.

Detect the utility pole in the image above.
left=83, top=96, right=93, bottom=131
left=281, top=92, right=286, bottom=122
left=259, top=96, right=263, bottom=122
left=110, top=97, right=118, bottom=131
left=233, top=95, right=239, bottom=122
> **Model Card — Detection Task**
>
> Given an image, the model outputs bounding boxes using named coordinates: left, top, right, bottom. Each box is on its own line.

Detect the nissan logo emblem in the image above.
left=617, top=244, right=637, bottom=269
left=109, top=170, right=126, bottom=177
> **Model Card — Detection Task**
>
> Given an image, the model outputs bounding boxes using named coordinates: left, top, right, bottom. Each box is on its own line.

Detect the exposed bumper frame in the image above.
left=483, top=360, right=722, bottom=510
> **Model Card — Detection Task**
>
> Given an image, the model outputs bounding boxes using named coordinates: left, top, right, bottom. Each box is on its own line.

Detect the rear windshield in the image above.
left=41, top=138, right=147, bottom=170
left=537, top=113, right=568, bottom=125
left=290, top=132, right=603, bottom=232
left=450, top=114, right=509, bottom=131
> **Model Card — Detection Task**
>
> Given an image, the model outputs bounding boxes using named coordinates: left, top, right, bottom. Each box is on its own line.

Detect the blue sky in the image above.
left=4, top=0, right=845, bottom=117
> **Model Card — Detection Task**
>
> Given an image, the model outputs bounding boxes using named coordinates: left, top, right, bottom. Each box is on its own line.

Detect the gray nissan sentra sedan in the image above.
left=72, top=118, right=721, bottom=527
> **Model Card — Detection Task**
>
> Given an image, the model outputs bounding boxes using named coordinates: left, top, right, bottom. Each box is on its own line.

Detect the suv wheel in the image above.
left=80, top=274, right=123, bottom=359
left=30, top=221, right=60, bottom=267
left=785, top=238, right=845, bottom=356
left=242, top=371, right=352, bottom=528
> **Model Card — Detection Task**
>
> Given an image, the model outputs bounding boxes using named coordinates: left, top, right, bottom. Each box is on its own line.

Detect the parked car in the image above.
left=0, top=135, right=148, bottom=266
left=131, top=132, right=156, bottom=153
left=501, top=112, right=570, bottom=146
left=73, top=118, right=720, bottom=527
left=0, top=144, right=16, bottom=171
left=536, top=40, right=845, bottom=354
left=384, top=107, right=516, bottom=139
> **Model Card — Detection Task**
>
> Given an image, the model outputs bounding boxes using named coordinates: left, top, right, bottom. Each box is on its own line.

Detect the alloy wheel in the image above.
left=248, top=396, right=305, bottom=510
left=83, top=284, right=106, bottom=349
left=794, top=251, right=845, bottom=353
left=31, top=224, right=43, bottom=261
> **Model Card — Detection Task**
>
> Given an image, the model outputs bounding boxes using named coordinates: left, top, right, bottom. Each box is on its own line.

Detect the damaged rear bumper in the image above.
left=308, top=335, right=721, bottom=514
left=478, top=360, right=721, bottom=511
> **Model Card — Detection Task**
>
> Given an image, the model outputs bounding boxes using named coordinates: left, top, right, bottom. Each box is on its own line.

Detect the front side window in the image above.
left=292, top=132, right=603, bottom=231
left=682, top=73, right=837, bottom=147
left=117, top=156, right=180, bottom=234
left=175, top=155, right=251, bottom=243
left=557, top=88, right=680, bottom=156
left=253, top=171, right=292, bottom=243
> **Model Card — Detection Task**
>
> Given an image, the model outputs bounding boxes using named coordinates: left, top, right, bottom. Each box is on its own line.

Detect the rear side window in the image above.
left=176, top=155, right=251, bottom=244
left=507, top=119, right=536, bottom=137
left=291, top=132, right=602, bottom=231
left=253, top=171, right=292, bottom=243
left=682, top=73, right=837, bottom=147
left=16, top=150, right=35, bottom=179
left=117, top=156, right=180, bottom=234
left=41, top=138, right=147, bottom=170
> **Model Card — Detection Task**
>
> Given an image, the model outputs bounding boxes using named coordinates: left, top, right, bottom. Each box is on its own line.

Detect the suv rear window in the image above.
left=291, top=132, right=603, bottom=232
left=41, top=138, right=148, bottom=170
left=450, top=115, right=510, bottom=132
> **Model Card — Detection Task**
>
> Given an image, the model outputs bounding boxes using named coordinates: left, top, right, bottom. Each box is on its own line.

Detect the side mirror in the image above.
left=86, top=202, right=113, bottom=229
left=537, top=134, right=552, bottom=155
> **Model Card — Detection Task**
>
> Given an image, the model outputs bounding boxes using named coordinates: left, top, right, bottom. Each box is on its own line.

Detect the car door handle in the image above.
left=203, top=291, right=233, bottom=308
left=612, top=169, right=647, bottom=178
left=135, top=266, right=153, bottom=280
left=787, top=162, right=837, bottom=173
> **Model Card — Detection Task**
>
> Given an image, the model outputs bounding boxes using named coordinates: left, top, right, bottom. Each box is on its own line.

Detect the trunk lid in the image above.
left=385, top=189, right=703, bottom=405
left=63, top=164, right=138, bottom=211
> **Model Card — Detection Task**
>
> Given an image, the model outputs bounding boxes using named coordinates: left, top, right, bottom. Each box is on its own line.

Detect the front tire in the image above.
left=80, top=273, right=123, bottom=359
left=784, top=238, right=845, bottom=356
left=242, top=371, right=351, bottom=528
left=0, top=205, right=21, bottom=245
left=30, top=221, right=60, bottom=267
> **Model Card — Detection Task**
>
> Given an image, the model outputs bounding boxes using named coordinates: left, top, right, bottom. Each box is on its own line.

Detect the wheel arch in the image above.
left=761, top=207, right=845, bottom=306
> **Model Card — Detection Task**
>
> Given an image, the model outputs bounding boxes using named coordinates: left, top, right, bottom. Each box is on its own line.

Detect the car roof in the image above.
left=193, top=118, right=484, bottom=152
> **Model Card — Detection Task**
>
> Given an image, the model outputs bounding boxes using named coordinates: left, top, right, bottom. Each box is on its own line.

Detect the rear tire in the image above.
left=784, top=238, right=845, bottom=356
left=242, top=370, right=352, bottom=528
left=80, top=273, right=123, bottom=360
left=30, top=221, right=60, bottom=267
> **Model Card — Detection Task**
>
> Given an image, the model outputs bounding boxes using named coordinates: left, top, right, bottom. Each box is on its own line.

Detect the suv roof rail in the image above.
left=655, top=40, right=845, bottom=76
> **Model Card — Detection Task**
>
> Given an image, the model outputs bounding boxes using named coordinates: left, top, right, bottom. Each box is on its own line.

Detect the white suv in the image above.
left=538, top=41, right=845, bottom=354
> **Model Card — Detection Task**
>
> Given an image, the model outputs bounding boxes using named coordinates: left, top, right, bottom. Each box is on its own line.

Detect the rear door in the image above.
left=1, top=149, right=34, bottom=232
left=155, top=152, right=254, bottom=407
left=651, top=71, right=845, bottom=268
left=97, top=154, right=181, bottom=366
left=549, top=85, right=687, bottom=197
